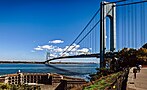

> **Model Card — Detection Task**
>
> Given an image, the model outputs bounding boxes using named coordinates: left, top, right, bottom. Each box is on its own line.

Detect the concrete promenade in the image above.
left=127, top=67, right=147, bottom=90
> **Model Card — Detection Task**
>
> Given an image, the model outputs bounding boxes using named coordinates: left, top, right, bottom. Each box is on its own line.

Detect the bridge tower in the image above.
left=46, top=52, right=50, bottom=64
left=100, top=1, right=116, bottom=68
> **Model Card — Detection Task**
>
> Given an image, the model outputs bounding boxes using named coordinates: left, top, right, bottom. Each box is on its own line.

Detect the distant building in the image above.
left=0, top=71, right=86, bottom=90
left=0, top=72, right=53, bottom=85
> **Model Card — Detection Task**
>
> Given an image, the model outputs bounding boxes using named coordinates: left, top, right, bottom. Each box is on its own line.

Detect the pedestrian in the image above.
left=133, top=67, right=137, bottom=79
left=138, top=65, right=142, bottom=72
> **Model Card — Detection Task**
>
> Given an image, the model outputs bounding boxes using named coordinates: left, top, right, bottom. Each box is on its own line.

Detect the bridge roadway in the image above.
left=45, top=52, right=118, bottom=62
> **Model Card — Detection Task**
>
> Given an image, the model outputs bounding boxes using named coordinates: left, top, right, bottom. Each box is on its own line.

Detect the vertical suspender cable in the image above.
left=124, top=2, right=126, bottom=47
left=141, top=3, right=143, bottom=46
left=90, top=24, right=92, bottom=53
left=135, top=4, right=137, bottom=48
left=131, top=3, right=133, bottom=48
left=129, top=5, right=131, bottom=48
left=126, top=3, right=129, bottom=48
left=143, top=3, right=145, bottom=44
left=128, top=5, right=130, bottom=47
left=95, top=18, right=97, bottom=53
left=131, top=0, right=134, bottom=48
left=117, top=7, right=120, bottom=50
left=145, top=3, right=147, bottom=43
left=122, top=6, right=124, bottom=49
left=94, top=18, right=96, bottom=53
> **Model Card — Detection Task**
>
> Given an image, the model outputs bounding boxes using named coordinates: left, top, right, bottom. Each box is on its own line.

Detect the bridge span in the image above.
left=45, top=52, right=118, bottom=63
left=45, top=0, right=147, bottom=68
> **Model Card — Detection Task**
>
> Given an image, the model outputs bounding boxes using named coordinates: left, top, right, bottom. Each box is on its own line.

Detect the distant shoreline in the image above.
left=0, top=61, right=96, bottom=64
left=0, top=61, right=45, bottom=64
left=49, top=62, right=97, bottom=64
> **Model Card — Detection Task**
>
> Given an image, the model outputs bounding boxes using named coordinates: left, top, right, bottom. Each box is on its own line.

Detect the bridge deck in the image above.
left=45, top=52, right=118, bottom=62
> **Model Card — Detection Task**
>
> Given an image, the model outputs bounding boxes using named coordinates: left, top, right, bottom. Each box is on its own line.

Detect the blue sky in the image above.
left=0, top=0, right=146, bottom=62
left=0, top=0, right=101, bottom=61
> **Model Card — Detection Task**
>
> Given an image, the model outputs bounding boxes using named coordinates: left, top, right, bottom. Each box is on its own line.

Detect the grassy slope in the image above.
left=84, top=72, right=122, bottom=90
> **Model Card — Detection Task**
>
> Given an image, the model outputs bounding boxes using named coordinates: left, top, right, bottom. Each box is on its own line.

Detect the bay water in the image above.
left=0, top=63, right=99, bottom=80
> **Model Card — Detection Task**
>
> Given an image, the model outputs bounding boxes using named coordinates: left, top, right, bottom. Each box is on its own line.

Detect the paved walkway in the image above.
left=134, top=68, right=147, bottom=90
left=127, top=67, right=147, bottom=90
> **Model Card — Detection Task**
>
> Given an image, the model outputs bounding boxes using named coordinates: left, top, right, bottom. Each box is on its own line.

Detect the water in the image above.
left=0, top=63, right=99, bottom=80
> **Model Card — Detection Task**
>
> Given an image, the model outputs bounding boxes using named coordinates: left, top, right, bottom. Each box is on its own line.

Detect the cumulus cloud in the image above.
left=34, top=46, right=43, bottom=51
left=78, top=48, right=89, bottom=53
left=54, top=47, right=63, bottom=52
left=61, top=52, right=69, bottom=57
left=33, top=42, right=91, bottom=58
left=42, top=45, right=55, bottom=50
left=49, top=40, right=64, bottom=44
left=34, top=45, right=55, bottom=51
left=64, top=44, right=80, bottom=52
left=61, top=44, right=91, bottom=56
left=50, top=53, right=57, bottom=57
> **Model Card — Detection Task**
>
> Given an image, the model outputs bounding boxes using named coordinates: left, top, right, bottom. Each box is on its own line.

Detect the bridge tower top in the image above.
left=100, top=1, right=116, bottom=68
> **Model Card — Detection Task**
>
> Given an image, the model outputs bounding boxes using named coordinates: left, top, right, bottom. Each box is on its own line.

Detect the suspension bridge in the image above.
left=45, top=0, right=147, bottom=68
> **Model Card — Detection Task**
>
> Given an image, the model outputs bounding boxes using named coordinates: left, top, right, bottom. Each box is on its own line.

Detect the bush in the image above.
left=0, top=83, right=10, bottom=89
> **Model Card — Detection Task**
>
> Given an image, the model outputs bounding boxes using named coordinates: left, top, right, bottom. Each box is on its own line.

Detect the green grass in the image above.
left=83, top=72, right=122, bottom=90
left=0, top=83, right=41, bottom=90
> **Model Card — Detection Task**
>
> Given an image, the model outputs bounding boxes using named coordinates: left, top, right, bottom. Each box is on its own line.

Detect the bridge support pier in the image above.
left=100, top=1, right=116, bottom=68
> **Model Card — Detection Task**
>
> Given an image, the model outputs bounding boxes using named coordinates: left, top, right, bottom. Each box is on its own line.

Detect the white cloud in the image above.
left=33, top=42, right=91, bottom=58
left=49, top=40, right=64, bottom=44
left=42, top=45, right=55, bottom=50
left=78, top=48, right=89, bottom=53
left=34, top=46, right=43, bottom=51
left=64, top=43, right=80, bottom=52
left=105, top=36, right=107, bottom=39
left=54, top=47, right=63, bottom=52
left=89, top=48, right=92, bottom=50
left=34, top=45, right=56, bottom=51
left=50, top=53, right=57, bottom=57
left=61, top=44, right=91, bottom=56
left=61, top=52, right=69, bottom=57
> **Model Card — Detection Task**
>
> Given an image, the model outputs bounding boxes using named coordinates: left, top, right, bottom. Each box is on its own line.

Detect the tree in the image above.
left=142, top=43, right=147, bottom=49
left=136, top=48, right=147, bottom=64
left=118, top=48, right=137, bottom=67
